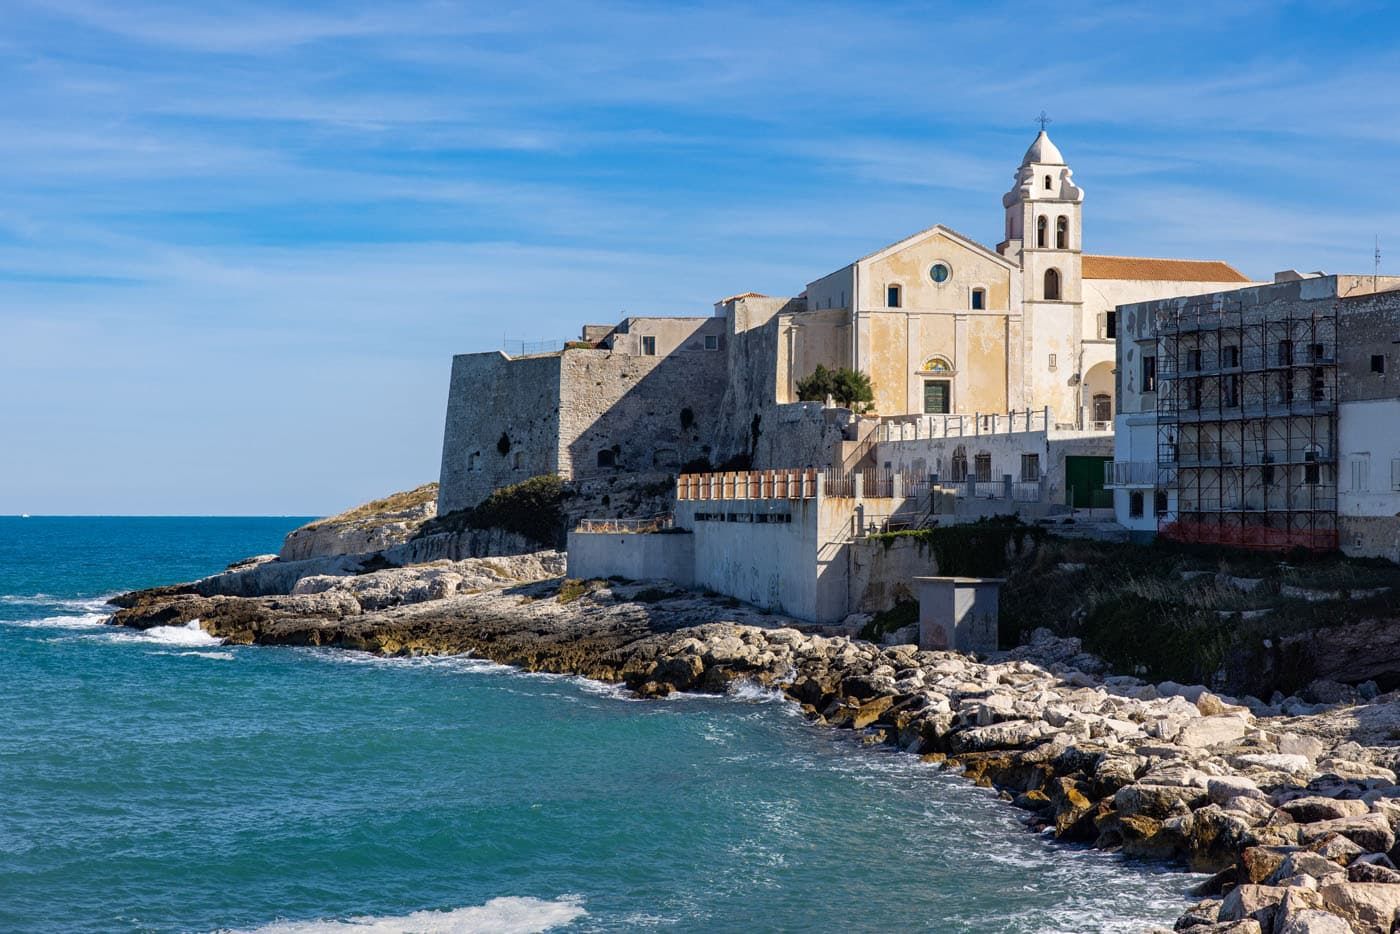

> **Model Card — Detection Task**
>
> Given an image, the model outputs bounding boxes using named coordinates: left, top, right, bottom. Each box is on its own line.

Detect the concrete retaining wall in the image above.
left=566, top=531, right=696, bottom=585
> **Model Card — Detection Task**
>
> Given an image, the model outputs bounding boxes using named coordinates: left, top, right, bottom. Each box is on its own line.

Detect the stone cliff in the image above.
left=280, top=483, right=439, bottom=561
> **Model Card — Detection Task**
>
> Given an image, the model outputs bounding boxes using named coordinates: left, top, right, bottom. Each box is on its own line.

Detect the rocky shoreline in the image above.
left=109, top=550, right=1400, bottom=933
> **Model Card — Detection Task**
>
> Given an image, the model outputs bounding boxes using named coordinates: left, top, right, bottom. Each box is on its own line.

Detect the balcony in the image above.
left=1104, top=461, right=1156, bottom=488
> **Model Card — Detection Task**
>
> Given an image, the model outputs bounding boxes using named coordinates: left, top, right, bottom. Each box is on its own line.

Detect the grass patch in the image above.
left=302, top=483, right=438, bottom=530
left=557, top=579, right=591, bottom=604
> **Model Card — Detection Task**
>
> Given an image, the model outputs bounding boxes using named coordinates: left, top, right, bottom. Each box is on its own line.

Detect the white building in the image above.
left=1109, top=273, right=1400, bottom=559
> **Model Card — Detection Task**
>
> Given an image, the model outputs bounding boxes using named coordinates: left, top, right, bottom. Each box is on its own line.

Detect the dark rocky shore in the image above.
left=109, top=546, right=1400, bottom=933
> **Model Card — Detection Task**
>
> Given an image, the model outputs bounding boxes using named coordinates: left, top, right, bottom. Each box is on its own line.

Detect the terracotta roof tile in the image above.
left=718, top=291, right=767, bottom=304
left=1082, top=254, right=1251, bottom=283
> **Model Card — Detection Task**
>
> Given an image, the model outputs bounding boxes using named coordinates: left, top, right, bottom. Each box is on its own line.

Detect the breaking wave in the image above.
left=236, top=895, right=587, bottom=933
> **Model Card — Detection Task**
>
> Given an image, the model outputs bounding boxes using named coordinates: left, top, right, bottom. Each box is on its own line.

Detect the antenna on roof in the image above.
left=1375, top=235, right=1382, bottom=292
left=1035, top=111, right=1052, bottom=132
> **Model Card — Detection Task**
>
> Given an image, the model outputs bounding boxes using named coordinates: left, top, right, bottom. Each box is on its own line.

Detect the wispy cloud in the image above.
left=3, top=0, right=1399, bottom=513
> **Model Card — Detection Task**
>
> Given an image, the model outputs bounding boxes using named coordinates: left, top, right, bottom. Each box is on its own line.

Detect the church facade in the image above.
left=778, top=130, right=1255, bottom=430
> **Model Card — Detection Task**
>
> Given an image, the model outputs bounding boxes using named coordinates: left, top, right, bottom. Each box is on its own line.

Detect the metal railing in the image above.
left=504, top=338, right=566, bottom=356
left=576, top=515, right=674, bottom=533
left=1105, top=461, right=1157, bottom=487
left=875, top=407, right=1050, bottom=443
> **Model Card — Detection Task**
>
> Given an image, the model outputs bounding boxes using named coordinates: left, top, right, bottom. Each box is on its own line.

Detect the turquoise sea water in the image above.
left=0, top=517, right=1198, bottom=933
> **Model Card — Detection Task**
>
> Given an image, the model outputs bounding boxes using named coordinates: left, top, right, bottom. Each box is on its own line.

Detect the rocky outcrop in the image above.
left=279, top=483, right=438, bottom=561
left=107, top=560, right=1400, bottom=934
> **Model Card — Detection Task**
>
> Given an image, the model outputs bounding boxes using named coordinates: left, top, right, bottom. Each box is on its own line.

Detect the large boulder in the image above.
left=1318, top=882, right=1400, bottom=932
left=1178, top=717, right=1249, bottom=749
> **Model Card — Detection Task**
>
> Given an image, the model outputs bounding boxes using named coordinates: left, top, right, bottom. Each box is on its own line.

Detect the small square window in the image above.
left=641, top=336, right=656, bottom=356
left=704, top=335, right=719, bottom=351
left=1372, top=354, right=1386, bottom=374
left=971, top=288, right=986, bottom=310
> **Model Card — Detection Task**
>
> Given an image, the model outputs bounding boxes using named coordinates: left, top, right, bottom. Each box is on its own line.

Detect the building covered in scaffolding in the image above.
left=1108, top=273, right=1400, bottom=559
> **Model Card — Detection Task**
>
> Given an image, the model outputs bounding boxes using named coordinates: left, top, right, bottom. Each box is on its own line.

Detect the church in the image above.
left=437, top=128, right=1258, bottom=515
left=772, top=128, right=1254, bottom=431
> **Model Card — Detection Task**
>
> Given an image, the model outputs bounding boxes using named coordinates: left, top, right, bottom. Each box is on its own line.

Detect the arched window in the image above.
left=1056, top=216, right=1068, bottom=250
left=1044, top=174, right=1052, bottom=190
left=1036, top=215, right=1047, bottom=248
left=950, top=445, right=968, bottom=482
left=1044, top=268, right=1061, bottom=300
left=1129, top=491, right=1144, bottom=518
left=921, top=356, right=954, bottom=373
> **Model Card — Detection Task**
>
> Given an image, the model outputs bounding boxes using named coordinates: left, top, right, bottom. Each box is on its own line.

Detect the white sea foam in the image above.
left=2, top=611, right=110, bottom=630
left=726, top=680, right=788, bottom=704
left=130, top=620, right=223, bottom=647
left=236, top=895, right=586, bottom=934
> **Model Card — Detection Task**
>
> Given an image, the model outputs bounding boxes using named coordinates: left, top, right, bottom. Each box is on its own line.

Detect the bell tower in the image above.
left=998, top=118, right=1086, bottom=426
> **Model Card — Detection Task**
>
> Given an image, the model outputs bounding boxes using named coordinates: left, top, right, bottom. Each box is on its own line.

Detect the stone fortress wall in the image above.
left=439, top=352, right=564, bottom=514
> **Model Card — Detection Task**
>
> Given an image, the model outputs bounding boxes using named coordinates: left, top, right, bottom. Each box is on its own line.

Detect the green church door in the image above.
left=923, top=380, right=950, bottom=414
left=1065, top=455, right=1112, bottom=508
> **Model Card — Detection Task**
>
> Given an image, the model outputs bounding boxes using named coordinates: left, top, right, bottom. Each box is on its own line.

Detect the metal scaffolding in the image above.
left=1155, top=295, right=1339, bottom=551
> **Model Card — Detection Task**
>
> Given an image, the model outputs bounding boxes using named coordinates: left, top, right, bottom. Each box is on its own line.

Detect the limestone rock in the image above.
left=1318, top=882, right=1400, bottom=932
left=280, top=483, right=439, bottom=561
left=1280, top=796, right=1370, bottom=823
left=1178, top=717, right=1249, bottom=749
left=1209, top=776, right=1265, bottom=805
left=1218, top=884, right=1286, bottom=927
left=1274, top=909, right=1355, bottom=934
left=1299, top=814, right=1396, bottom=855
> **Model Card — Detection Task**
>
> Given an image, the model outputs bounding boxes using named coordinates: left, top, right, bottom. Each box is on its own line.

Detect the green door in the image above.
left=923, top=380, right=950, bottom=414
left=1065, top=455, right=1112, bottom=508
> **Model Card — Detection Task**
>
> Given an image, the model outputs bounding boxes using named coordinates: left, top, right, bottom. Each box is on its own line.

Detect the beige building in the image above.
left=783, top=130, right=1254, bottom=430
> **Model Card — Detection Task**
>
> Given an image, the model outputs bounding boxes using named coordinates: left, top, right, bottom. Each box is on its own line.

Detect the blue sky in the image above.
left=2, top=0, right=1397, bottom=515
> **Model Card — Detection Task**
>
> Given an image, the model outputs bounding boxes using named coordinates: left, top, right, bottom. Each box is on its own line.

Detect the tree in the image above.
left=796, top=365, right=874, bottom=412
left=795, top=364, right=834, bottom=402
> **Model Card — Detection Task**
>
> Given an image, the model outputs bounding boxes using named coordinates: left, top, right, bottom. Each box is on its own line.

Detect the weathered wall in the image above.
left=805, top=264, right=854, bottom=312
left=565, top=530, right=696, bottom=585
left=1340, top=517, right=1400, bottom=563
left=751, top=403, right=849, bottom=470
left=846, top=537, right=936, bottom=614
left=438, top=352, right=563, bottom=514
left=604, top=316, right=725, bottom=356
left=779, top=307, right=851, bottom=404
left=670, top=495, right=853, bottom=623
left=560, top=347, right=728, bottom=479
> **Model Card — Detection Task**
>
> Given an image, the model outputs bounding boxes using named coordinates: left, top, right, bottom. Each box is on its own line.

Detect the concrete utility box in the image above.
left=914, top=576, right=1004, bottom=654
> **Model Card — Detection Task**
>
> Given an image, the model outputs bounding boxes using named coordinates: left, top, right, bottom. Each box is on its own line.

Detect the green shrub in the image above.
left=795, top=365, right=876, bottom=412
left=416, top=474, right=566, bottom=546
left=860, top=600, right=918, bottom=642
left=557, top=579, right=590, bottom=604
left=870, top=517, right=1043, bottom=578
